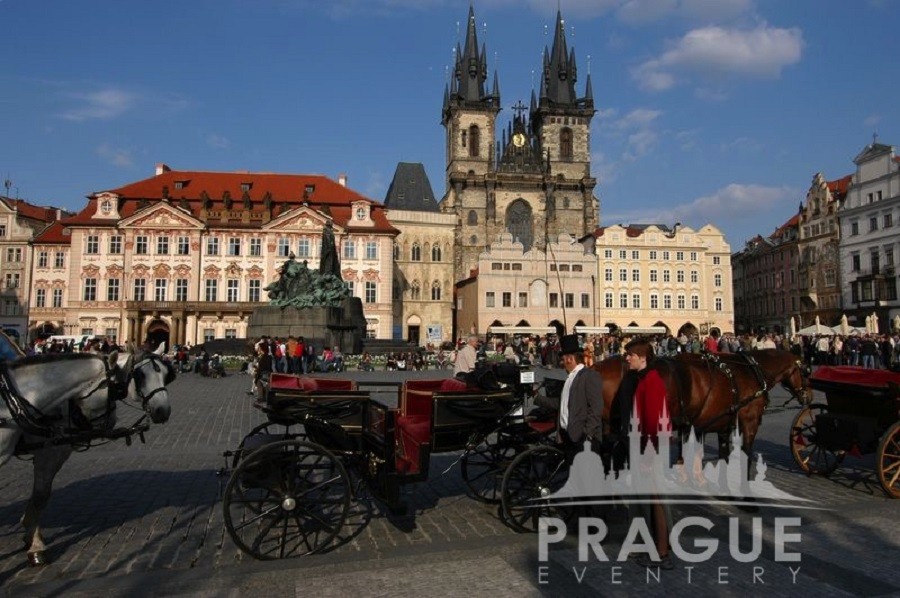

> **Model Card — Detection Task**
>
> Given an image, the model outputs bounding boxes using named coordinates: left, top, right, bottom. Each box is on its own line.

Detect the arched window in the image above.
left=431, top=244, right=442, bottom=262
left=560, top=128, right=573, bottom=160
left=468, top=125, right=480, bottom=157
left=505, top=199, right=534, bottom=251
left=411, top=280, right=421, bottom=300
left=411, top=243, right=421, bottom=261
left=431, top=281, right=441, bottom=301
left=467, top=210, right=478, bottom=226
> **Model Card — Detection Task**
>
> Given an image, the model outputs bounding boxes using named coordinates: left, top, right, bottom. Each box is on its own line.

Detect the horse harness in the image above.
left=0, top=354, right=168, bottom=452
left=694, top=351, right=770, bottom=432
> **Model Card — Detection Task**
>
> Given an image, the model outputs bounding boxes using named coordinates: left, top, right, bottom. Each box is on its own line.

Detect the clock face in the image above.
left=512, top=133, right=526, bottom=148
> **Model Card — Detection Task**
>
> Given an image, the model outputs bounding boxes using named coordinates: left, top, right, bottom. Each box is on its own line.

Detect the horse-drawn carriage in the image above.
left=790, top=366, right=900, bottom=498
left=221, top=365, right=557, bottom=560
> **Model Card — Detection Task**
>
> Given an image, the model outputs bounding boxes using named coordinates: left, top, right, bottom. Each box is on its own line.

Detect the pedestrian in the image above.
left=535, top=334, right=603, bottom=462
left=623, top=337, right=674, bottom=570
left=253, top=344, right=273, bottom=400
left=453, top=335, right=480, bottom=378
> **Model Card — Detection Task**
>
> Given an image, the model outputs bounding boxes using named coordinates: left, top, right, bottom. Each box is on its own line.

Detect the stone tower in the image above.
left=441, top=7, right=598, bottom=282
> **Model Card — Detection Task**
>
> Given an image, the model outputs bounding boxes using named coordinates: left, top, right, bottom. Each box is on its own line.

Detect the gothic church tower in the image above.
left=441, top=8, right=597, bottom=282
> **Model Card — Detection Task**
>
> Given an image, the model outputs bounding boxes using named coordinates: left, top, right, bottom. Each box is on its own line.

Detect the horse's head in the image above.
left=784, top=359, right=813, bottom=406
left=109, top=343, right=174, bottom=423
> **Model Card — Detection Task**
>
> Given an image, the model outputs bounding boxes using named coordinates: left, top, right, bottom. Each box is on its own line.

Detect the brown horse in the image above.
left=595, top=349, right=810, bottom=460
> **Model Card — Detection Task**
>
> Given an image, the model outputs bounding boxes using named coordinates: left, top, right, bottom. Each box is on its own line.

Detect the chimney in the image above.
left=155, top=163, right=171, bottom=176
left=56, top=208, right=61, bottom=220
left=338, top=173, right=347, bottom=187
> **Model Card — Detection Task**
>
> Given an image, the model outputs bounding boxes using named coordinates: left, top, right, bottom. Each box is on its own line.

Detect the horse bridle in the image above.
left=130, top=354, right=174, bottom=409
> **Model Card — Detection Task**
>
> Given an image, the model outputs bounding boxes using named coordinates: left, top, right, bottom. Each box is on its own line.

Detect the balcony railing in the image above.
left=125, top=301, right=267, bottom=311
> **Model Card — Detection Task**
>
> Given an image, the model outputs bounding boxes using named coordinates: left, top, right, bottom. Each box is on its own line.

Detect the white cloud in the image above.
left=60, top=88, right=136, bottom=121
left=605, top=183, right=797, bottom=230
left=609, top=108, right=663, bottom=131
left=595, top=107, right=663, bottom=172
left=206, top=134, right=231, bottom=149
left=633, top=24, right=803, bottom=91
left=96, top=143, right=134, bottom=168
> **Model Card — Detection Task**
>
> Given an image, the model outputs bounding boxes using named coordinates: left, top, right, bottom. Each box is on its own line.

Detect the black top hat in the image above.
left=559, top=334, right=581, bottom=355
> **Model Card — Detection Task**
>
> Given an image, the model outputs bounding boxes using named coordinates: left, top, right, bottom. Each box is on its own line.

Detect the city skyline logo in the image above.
left=540, top=402, right=818, bottom=509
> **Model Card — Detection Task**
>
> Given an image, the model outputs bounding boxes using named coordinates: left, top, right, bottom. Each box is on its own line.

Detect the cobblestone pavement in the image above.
left=1, top=366, right=898, bottom=597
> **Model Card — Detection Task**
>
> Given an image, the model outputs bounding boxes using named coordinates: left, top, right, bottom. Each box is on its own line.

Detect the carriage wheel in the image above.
left=876, top=421, right=900, bottom=499
left=461, top=431, right=521, bottom=503
left=223, top=440, right=350, bottom=559
left=231, top=421, right=307, bottom=469
left=790, top=404, right=842, bottom=475
left=500, top=445, right=569, bottom=533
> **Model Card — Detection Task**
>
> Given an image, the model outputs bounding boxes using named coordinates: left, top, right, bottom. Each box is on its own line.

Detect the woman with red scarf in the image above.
left=624, top=338, right=674, bottom=570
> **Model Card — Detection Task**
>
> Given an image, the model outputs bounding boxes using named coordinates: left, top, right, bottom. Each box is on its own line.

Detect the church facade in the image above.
left=440, top=7, right=598, bottom=301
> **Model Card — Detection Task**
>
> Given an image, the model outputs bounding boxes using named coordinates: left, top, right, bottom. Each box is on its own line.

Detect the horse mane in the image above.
left=11, top=353, right=104, bottom=369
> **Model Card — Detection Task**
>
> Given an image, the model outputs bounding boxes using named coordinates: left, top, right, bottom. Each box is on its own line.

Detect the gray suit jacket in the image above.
left=538, top=366, right=604, bottom=443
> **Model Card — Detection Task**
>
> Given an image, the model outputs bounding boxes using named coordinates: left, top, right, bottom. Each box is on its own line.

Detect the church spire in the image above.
left=443, top=4, right=500, bottom=123
left=541, top=9, right=577, bottom=106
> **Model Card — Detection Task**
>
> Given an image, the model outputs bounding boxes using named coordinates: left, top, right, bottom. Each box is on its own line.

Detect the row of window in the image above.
left=80, top=235, right=383, bottom=260
left=602, top=249, right=714, bottom=263
left=602, top=292, right=724, bottom=312
left=849, top=212, right=893, bottom=236
left=69, top=278, right=380, bottom=305
left=850, top=245, right=896, bottom=273
left=394, top=243, right=443, bottom=262
left=485, top=292, right=591, bottom=309
left=602, top=268, right=722, bottom=286
left=405, top=281, right=442, bottom=301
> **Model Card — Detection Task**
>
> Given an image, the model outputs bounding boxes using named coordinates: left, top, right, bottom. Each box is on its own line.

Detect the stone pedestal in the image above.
left=247, top=297, right=366, bottom=354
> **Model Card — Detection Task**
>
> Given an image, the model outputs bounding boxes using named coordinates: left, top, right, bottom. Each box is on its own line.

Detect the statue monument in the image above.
left=247, top=221, right=366, bottom=353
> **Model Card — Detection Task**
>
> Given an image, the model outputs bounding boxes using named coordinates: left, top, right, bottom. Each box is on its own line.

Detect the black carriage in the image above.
left=221, top=366, right=556, bottom=560
left=790, top=366, right=900, bottom=498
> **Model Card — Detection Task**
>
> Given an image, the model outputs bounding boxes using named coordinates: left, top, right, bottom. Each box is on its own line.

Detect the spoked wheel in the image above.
left=501, top=445, right=569, bottom=533
left=462, top=431, right=522, bottom=503
left=231, top=421, right=306, bottom=469
left=223, top=440, right=350, bottom=560
left=790, top=404, right=842, bottom=475
left=876, top=421, right=900, bottom=499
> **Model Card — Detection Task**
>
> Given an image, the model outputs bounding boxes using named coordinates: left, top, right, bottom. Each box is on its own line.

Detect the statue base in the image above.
left=247, top=297, right=366, bottom=354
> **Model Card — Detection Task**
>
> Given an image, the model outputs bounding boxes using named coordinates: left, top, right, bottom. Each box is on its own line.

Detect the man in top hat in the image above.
left=538, top=334, right=603, bottom=459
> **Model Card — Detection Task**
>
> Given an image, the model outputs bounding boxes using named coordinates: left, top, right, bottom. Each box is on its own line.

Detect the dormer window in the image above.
left=305, top=185, right=315, bottom=194
left=356, top=207, right=367, bottom=221
left=241, top=182, right=251, bottom=192
left=174, top=180, right=187, bottom=190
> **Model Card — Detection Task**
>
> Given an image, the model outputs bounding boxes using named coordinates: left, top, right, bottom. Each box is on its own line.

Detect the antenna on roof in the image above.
left=873, top=131, right=879, bottom=145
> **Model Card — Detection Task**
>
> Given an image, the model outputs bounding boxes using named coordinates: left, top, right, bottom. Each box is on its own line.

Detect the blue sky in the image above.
left=2, top=0, right=898, bottom=249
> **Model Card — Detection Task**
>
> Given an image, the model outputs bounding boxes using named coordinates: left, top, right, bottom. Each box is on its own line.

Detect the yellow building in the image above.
left=583, top=223, right=735, bottom=336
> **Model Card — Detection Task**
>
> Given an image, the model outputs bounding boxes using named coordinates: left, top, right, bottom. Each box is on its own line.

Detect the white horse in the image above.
left=0, top=343, right=175, bottom=566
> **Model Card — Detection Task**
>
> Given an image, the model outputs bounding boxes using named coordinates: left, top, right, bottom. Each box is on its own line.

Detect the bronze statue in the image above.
left=264, top=224, right=350, bottom=308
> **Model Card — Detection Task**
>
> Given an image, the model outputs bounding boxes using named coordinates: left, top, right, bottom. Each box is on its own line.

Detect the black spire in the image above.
left=541, top=10, right=578, bottom=106
left=443, top=5, right=499, bottom=122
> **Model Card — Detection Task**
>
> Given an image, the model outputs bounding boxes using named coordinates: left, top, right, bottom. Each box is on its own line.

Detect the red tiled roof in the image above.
left=60, top=168, right=398, bottom=235
left=32, top=221, right=71, bottom=244
left=827, top=174, right=852, bottom=198
left=0, top=197, right=66, bottom=222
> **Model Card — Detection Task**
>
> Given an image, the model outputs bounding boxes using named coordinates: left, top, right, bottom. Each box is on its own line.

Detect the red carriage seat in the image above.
left=395, top=378, right=470, bottom=474
left=267, top=373, right=357, bottom=392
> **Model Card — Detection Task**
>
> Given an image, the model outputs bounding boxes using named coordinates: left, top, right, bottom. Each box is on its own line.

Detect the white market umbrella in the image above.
left=840, top=314, right=849, bottom=336
left=893, top=314, right=900, bottom=332
left=797, top=323, right=834, bottom=336
left=865, top=315, right=872, bottom=333
left=789, top=316, right=797, bottom=338
left=815, top=315, right=821, bottom=327
left=871, top=312, right=879, bottom=334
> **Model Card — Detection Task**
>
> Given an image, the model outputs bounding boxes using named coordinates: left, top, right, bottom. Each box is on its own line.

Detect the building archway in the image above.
left=678, top=322, right=699, bottom=337
left=406, top=315, right=422, bottom=345
left=146, top=319, right=170, bottom=350
left=548, top=320, right=565, bottom=337
left=604, top=322, right=619, bottom=336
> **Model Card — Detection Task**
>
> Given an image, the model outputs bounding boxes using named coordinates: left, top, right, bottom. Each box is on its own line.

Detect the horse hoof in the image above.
left=27, top=551, right=47, bottom=567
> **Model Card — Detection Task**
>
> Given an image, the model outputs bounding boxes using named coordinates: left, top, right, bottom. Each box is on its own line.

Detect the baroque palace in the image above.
left=9, top=6, right=736, bottom=347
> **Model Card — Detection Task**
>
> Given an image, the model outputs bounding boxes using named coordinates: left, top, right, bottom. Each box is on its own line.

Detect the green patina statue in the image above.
left=264, top=221, right=351, bottom=308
